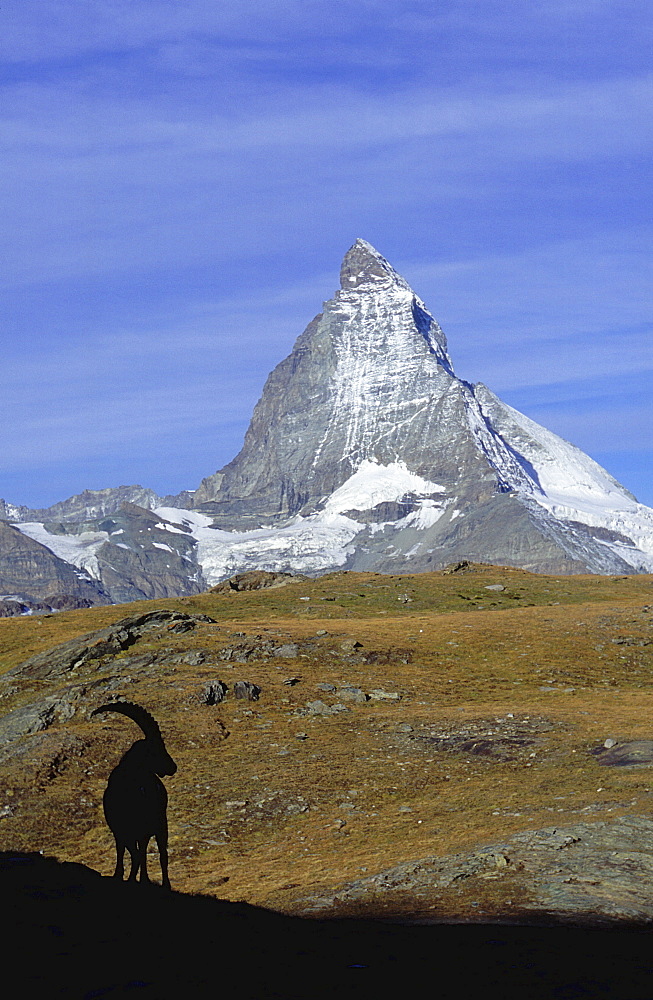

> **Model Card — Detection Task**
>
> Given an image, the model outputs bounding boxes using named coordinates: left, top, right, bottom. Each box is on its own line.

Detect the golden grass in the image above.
left=1, top=566, right=652, bottom=915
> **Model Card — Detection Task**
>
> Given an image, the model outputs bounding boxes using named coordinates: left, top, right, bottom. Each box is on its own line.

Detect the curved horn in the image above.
left=91, top=701, right=163, bottom=740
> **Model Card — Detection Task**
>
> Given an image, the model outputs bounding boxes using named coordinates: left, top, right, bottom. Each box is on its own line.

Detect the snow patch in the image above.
left=189, top=511, right=362, bottom=586
left=399, top=499, right=446, bottom=530
left=17, top=523, right=108, bottom=579
left=324, top=460, right=444, bottom=514
left=154, top=508, right=213, bottom=531
left=472, top=385, right=653, bottom=569
left=151, top=464, right=451, bottom=585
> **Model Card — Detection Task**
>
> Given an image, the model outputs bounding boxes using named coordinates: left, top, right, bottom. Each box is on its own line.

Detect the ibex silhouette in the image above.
left=92, top=701, right=177, bottom=889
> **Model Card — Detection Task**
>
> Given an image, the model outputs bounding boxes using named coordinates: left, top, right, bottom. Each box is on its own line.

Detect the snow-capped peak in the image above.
left=339, top=238, right=412, bottom=292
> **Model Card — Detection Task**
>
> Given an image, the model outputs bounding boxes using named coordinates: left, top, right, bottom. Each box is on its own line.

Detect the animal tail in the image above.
left=91, top=701, right=164, bottom=741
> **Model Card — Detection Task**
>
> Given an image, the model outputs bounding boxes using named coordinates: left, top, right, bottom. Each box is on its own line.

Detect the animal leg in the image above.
left=113, top=840, right=125, bottom=880
left=138, top=837, right=151, bottom=883
left=156, top=828, right=170, bottom=889
left=126, top=843, right=140, bottom=881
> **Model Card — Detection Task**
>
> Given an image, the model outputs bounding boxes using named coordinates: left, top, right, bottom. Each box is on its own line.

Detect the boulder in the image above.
left=337, top=686, right=369, bottom=704
left=368, top=689, right=402, bottom=702
left=233, top=681, right=261, bottom=701
left=210, top=571, right=299, bottom=594
left=201, top=681, right=228, bottom=705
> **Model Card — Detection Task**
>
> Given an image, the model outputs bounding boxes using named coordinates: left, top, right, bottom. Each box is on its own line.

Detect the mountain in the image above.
left=0, top=520, right=109, bottom=611
left=2, top=239, right=652, bottom=607
left=0, top=485, right=195, bottom=525
left=181, top=239, right=653, bottom=582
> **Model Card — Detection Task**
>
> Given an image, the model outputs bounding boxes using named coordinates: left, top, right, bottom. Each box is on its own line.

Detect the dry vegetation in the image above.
left=1, top=565, right=652, bottom=920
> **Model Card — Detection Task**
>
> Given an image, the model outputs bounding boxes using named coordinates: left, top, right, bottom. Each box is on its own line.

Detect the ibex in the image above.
left=92, top=701, right=177, bottom=889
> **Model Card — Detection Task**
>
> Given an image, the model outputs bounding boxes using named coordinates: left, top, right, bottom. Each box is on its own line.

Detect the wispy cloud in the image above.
left=2, top=1, right=651, bottom=506
left=2, top=70, right=651, bottom=291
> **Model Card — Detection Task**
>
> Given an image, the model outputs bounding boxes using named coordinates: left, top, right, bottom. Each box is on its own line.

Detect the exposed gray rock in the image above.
left=218, top=644, right=257, bottom=663
left=51, top=503, right=204, bottom=604
left=180, top=650, right=207, bottom=666
left=0, top=700, right=60, bottom=746
left=0, top=675, right=129, bottom=747
left=190, top=240, right=651, bottom=576
left=0, top=728, right=89, bottom=772
left=300, top=700, right=349, bottom=717
left=337, top=686, right=369, bottom=704
left=157, top=488, right=195, bottom=509
left=201, top=681, right=228, bottom=705
left=368, top=689, right=401, bottom=702
left=210, top=570, right=301, bottom=593
left=233, top=681, right=261, bottom=701
left=6, top=485, right=162, bottom=523
left=0, top=593, right=97, bottom=615
left=167, top=620, right=196, bottom=634
left=48, top=595, right=97, bottom=611
left=273, top=644, right=299, bottom=658
left=406, top=715, right=558, bottom=762
left=289, top=814, right=653, bottom=925
left=442, top=560, right=473, bottom=574
left=341, top=498, right=422, bottom=523
left=0, top=498, right=30, bottom=521
left=0, top=521, right=108, bottom=607
left=5, top=502, right=206, bottom=607
left=340, top=640, right=363, bottom=653
left=592, top=741, right=653, bottom=766
left=303, top=700, right=332, bottom=716
left=4, top=239, right=652, bottom=591
left=0, top=599, right=30, bottom=617
left=217, top=636, right=316, bottom=663
left=1, top=609, right=205, bottom=686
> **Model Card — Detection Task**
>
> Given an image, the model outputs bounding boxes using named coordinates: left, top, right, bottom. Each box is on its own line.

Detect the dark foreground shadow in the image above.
left=3, top=851, right=653, bottom=999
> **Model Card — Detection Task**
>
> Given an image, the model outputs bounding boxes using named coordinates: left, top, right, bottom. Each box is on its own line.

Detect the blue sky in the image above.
left=2, top=0, right=651, bottom=508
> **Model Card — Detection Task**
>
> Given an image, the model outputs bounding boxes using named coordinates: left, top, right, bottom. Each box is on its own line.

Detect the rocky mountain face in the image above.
left=2, top=238, right=653, bottom=606
left=0, top=485, right=196, bottom=527
left=194, top=239, right=459, bottom=523
left=0, top=521, right=109, bottom=611
left=13, top=504, right=204, bottom=607
left=186, top=239, right=653, bottom=583
left=1, top=485, right=161, bottom=524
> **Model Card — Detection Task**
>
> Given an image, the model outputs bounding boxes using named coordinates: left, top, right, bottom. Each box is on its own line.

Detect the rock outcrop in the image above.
left=288, top=814, right=653, bottom=926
